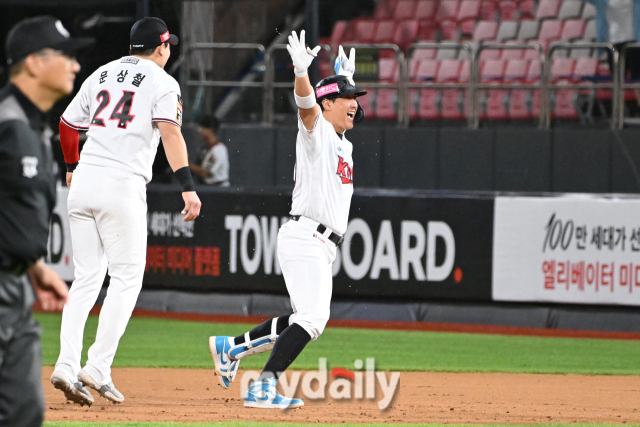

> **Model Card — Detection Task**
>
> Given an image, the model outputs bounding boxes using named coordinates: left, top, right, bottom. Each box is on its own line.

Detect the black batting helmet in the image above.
left=315, top=75, right=367, bottom=123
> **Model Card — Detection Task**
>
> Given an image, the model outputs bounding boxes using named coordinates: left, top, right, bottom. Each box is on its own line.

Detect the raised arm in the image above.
left=287, top=30, right=320, bottom=130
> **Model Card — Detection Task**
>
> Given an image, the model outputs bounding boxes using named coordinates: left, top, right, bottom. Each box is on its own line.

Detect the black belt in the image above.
left=291, top=216, right=344, bottom=247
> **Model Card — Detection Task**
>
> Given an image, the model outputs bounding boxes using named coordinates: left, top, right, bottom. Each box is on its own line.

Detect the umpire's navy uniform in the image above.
left=0, top=83, right=57, bottom=426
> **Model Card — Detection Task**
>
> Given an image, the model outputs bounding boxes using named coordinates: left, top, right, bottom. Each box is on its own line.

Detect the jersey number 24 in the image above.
left=90, top=90, right=135, bottom=129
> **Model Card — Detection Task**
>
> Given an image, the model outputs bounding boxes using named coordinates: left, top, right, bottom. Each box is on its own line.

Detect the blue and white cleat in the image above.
left=209, top=336, right=240, bottom=389
left=244, top=378, right=304, bottom=409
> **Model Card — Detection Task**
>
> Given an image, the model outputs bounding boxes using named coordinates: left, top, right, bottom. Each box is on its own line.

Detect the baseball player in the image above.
left=208, top=30, right=366, bottom=409
left=51, top=17, right=201, bottom=406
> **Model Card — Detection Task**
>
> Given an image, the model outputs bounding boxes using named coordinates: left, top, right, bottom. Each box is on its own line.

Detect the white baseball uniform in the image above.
left=56, top=56, right=182, bottom=385
left=278, top=111, right=354, bottom=340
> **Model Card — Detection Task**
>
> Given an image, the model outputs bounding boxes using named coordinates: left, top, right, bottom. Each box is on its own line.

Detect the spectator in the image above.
left=189, top=115, right=230, bottom=186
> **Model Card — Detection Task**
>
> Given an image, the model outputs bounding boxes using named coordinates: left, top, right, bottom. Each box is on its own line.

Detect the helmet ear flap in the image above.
left=354, top=100, right=365, bottom=123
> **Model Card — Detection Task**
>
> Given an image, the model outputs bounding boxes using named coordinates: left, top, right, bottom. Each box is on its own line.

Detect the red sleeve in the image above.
left=59, top=119, right=80, bottom=171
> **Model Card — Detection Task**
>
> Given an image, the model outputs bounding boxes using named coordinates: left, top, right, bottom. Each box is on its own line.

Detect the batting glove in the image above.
left=335, top=45, right=356, bottom=85
left=287, top=30, right=320, bottom=78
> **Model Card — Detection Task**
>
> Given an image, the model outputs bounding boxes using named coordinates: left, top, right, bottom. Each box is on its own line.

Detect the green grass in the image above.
left=36, top=312, right=640, bottom=375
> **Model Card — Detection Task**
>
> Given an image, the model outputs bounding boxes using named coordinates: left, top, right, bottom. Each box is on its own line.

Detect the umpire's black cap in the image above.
left=5, top=16, right=95, bottom=65
left=130, top=17, right=178, bottom=50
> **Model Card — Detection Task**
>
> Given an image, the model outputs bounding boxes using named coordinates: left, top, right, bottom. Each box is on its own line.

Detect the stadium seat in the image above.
left=417, top=21, right=438, bottom=40
left=394, top=19, right=420, bottom=50
left=416, top=0, right=437, bottom=21
left=551, top=58, right=578, bottom=119
left=498, top=0, right=518, bottom=20
left=517, top=20, right=539, bottom=40
left=395, top=0, right=418, bottom=19
left=457, top=0, right=480, bottom=19
left=481, top=59, right=509, bottom=120
left=440, top=19, right=459, bottom=40
left=582, top=2, right=596, bottom=20
left=376, top=88, right=398, bottom=119
left=500, top=40, right=525, bottom=60
left=358, top=87, right=377, bottom=119
left=573, top=57, right=598, bottom=81
left=417, top=59, right=443, bottom=120
left=410, top=49, right=437, bottom=75
left=440, top=59, right=469, bottom=120
left=410, top=59, right=440, bottom=120
left=504, top=58, right=529, bottom=80
left=519, top=0, right=536, bottom=19
left=558, top=0, right=583, bottom=19
left=569, top=47, right=593, bottom=59
left=379, top=58, right=399, bottom=82
left=435, top=0, right=460, bottom=22
left=535, top=0, right=561, bottom=20
left=479, top=0, right=497, bottom=20
left=524, top=39, right=550, bottom=59
left=374, top=20, right=398, bottom=44
left=509, top=59, right=541, bottom=120
left=352, top=19, right=377, bottom=44
left=496, top=20, right=519, bottom=41
left=538, top=19, right=563, bottom=41
left=330, top=21, right=349, bottom=53
left=561, top=19, right=586, bottom=41
left=473, top=20, right=499, bottom=41
left=479, top=47, right=501, bottom=61
left=374, top=0, right=396, bottom=19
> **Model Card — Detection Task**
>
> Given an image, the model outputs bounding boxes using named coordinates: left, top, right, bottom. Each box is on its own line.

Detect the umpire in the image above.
left=0, top=17, right=93, bottom=427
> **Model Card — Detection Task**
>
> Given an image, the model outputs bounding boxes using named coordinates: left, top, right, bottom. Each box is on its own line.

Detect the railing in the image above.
left=618, top=42, right=640, bottom=129
left=185, top=41, right=623, bottom=129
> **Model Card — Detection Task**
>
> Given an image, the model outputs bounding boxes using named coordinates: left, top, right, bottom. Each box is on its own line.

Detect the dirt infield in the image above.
left=43, top=367, right=640, bottom=424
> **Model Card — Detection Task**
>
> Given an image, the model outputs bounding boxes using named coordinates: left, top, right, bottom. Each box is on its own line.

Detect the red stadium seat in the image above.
left=440, top=19, right=459, bottom=40
left=481, top=59, right=509, bottom=120
left=379, top=58, right=399, bottom=82
left=573, top=57, right=598, bottom=81
left=435, top=0, right=460, bottom=22
left=416, top=59, right=443, bottom=120
left=394, top=0, right=418, bottom=19
left=418, top=21, right=438, bottom=40
left=393, top=19, right=420, bottom=50
left=410, top=49, right=437, bottom=77
left=509, top=59, right=541, bottom=120
left=375, top=0, right=396, bottom=19
left=535, top=0, right=561, bottom=20
left=440, top=60, right=469, bottom=119
left=498, top=0, right=518, bottom=20
left=561, top=19, right=586, bottom=41
left=538, top=19, right=563, bottom=41
left=504, top=58, right=529, bottom=81
left=352, top=19, right=377, bottom=44
left=479, top=0, right=497, bottom=20
left=376, top=88, right=398, bottom=119
left=330, top=21, right=349, bottom=53
left=416, top=1, right=437, bottom=21
left=358, top=88, right=377, bottom=119
left=457, top=0, right=480, bottom=21
left=374, top=20, right=398, bottom=44
left=551, top=58, right=578, bottom=119
left=500, top=40, right=525, bottom=60
left=519, top=0, right=536, bottom=19
left=473, top=20, right=499, bottom=41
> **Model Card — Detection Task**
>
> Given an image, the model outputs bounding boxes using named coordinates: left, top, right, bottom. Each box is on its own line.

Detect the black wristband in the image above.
left=175, top=166, right=196, bottom=192
left=66, top=162, right=78, bottom=172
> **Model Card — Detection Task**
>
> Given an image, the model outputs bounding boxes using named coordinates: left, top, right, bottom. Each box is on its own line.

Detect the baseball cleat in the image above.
left=209, top=336, right=240, bottom=389
left=78, top=369, right=124, bottom=404
left=244, top=378, right=304, bottom=409
left=50, top=371, right=94, bottom=407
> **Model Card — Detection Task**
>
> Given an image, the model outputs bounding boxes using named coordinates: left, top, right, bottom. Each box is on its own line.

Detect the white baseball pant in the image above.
left=55, top=164, right=147, bottom=385
left=277, top=216, right=337, bottom=341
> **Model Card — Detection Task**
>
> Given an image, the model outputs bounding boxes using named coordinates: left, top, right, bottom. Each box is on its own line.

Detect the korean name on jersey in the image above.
left=61, top=56, right=183, bottom=183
